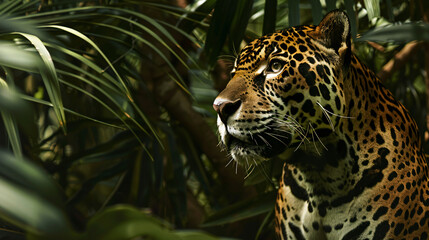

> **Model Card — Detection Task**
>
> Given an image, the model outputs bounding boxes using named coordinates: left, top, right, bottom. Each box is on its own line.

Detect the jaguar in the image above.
left=213, top=10, right=429, bottom=240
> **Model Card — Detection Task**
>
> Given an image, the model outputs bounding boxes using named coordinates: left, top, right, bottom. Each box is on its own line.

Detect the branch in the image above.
left=367, top=41, right=385, bottom=52
left=377, top=41, right=423, bottom=81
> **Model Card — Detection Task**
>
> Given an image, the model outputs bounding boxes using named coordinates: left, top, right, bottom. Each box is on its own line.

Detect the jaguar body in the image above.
left=213, top=10, right=429, bottom=240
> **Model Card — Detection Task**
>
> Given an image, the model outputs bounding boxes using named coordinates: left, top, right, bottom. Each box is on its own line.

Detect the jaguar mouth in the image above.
left=223, top=131, right=291, bottom=163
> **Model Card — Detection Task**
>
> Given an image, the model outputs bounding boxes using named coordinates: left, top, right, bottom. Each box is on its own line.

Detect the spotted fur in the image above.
left=213, top=10, right=429, bottom=240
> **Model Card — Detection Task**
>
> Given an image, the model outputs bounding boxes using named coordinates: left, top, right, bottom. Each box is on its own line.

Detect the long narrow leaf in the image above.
left=57, top=78, right=151, bottom=158
left=18, top=94, right=124, bottom=130
left=0, top=42, right=39, bottom=72
left=0, top=0, right=21, bottom=15
left=40, top=25, right=132, bottom=97
left=229, top=0, right=253, bottom=51
left=176, top=0, right=216, bottom=33
left=16, top=33, right=66, bottom=132
left=45, top=41, right=161, bottom=144
left=204, top=0, right=238, bottom=65
left=288, top=0, right=300, bottom=27
left=385, top=0, right=394, bottom=22
left=203, top=191, right=276, bottom=227
left=344, top=0, right=357, bottom=39
left=325, top=0, right=336, bottom=11
left=309, top=0, right=322, bottom=24
left=263, top=0, right=277, bottom=35
left=363, top=0, right=380, bottom=20
left=0, top=80, right=22, bottom=158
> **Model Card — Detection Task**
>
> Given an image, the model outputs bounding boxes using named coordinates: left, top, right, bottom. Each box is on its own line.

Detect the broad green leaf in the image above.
left=203, top=191, right=276, bottom=227
left=288, top=0, right=300, bottom=27
left=85, top=205, right=177, bottom=240
left=357, top=22, right=429, bottom=43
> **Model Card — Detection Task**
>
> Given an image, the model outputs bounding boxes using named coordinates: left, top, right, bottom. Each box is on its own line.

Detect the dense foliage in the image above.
left=0, top=0, right=428, bottom=239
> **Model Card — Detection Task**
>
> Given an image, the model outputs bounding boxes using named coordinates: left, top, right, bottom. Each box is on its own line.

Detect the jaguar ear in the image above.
left=310, top=10, right=351, bottom=68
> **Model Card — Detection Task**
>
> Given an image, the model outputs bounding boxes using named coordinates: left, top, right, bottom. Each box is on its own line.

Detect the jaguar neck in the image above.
left=282, top=55, right=397, bottom=207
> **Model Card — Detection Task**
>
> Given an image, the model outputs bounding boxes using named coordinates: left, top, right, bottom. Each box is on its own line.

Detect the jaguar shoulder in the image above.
left=213, top=10, right=429, bottom=240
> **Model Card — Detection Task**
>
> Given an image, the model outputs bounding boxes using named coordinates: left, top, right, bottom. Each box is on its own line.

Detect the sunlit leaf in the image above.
left=15, top=33, right=66, bottom=132
left=0, top=42, right=39, bottom=72
left=40, top=25, right=131, bottom=96
left=363, top=0, right=380, bottom=20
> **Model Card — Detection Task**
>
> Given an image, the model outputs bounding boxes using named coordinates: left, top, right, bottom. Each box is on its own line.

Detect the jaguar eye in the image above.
left=268, top=59, right=284, bottom=73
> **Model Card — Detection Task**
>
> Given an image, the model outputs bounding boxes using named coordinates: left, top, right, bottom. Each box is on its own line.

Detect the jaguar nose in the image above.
left=213, top=98, right=242, bottom=125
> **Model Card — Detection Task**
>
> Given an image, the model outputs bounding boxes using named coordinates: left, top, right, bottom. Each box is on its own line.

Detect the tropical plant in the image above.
left=0, top=0, right=428, bottom=240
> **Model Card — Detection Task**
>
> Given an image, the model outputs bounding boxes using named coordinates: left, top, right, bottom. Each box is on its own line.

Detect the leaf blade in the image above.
left=15, top=33, right=66, bottom=132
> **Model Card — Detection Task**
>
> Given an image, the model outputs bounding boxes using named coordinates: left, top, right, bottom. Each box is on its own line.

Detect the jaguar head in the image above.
left=213, top=10, right=351, bottom=164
